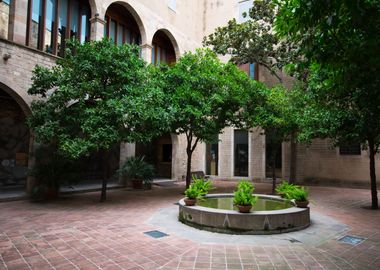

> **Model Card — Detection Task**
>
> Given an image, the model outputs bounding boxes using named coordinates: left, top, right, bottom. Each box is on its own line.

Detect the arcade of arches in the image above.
left=0, top=0, right=180, bottom=194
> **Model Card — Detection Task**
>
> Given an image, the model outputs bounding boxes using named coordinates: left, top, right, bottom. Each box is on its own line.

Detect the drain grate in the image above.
left=338, top=235, right=365, bottom=245
left=144, top=230, right=169, bottom=239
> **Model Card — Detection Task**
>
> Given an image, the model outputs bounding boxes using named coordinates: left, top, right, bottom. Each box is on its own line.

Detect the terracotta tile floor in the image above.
left=0, top=181, right=379, bottom=270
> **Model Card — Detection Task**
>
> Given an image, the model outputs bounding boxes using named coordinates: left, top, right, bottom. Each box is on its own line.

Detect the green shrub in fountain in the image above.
left=275, top=181, right=299, bottom=197
left=233, top=180, right=258, bottom=213
left=286, top=186, right=309, bottom=208
left=184, top=184, right=202, bottom=206
left=191, top=176, right=213, bottom=196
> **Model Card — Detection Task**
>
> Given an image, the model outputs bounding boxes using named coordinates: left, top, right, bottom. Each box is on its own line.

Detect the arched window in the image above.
left=0, top=0, right=12, bottom=39
left=104, top=3, right=141, bottom=46
left=151, top=30, right=176, bottom=65
left=26, top=0, right=91, bottom=56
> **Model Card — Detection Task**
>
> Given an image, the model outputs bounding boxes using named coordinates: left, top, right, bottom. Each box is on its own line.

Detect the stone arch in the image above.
left=0, top=82, right=32, bottom=192
left=88, top=0, right=99, bottom=18
left=151, top=28, right=180, bottom=61
left=103, top=0, right=147, bottom=45
left=0, top=82, right=31, bottom=116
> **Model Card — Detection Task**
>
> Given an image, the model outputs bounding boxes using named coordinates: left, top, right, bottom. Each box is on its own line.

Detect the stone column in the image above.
left=218, top=127, right=233, bottom=179
left=89, top=16, right=106, bottom=41
left=140, top=43, right=152, bottom=63
left=295, top=143, right=307, bottom=182
left=118, top=142, right=136, bottom=186
left=282, top=141, right=291, bottom=180
left=8, top=0, right=28, bottom=43
left=250, top=127, right=266, bottom=181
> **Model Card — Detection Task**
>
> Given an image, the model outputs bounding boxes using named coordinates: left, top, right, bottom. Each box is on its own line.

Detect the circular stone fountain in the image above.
left=178, top=193, right=310, bottom=234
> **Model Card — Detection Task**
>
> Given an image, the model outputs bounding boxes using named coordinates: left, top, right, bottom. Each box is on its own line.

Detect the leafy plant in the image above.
left=233, top=180, right=258, bottom=206
left=275, top=181, right=299, bottom=196
left=120, top=156, right=155, bottom=185
left=191, top=176, right=213, bottom=196
left=28, top=144, right=81, bottom=201
left=27, top=38, right=170, bottom=202
left=286, top=186, right=309, bottom=202
left=162, top=48, right=254, bottom=189
left=184, top=184, right=201, bottom=199
left=275, top=0, right=380, bottom=209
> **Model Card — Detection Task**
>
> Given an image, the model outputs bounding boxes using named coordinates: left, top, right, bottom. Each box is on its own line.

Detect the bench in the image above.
left=191, top=171, right=210, bottom=180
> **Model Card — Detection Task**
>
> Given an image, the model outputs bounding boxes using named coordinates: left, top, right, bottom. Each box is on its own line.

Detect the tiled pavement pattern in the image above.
left=0, top=181, right=379, bottom=270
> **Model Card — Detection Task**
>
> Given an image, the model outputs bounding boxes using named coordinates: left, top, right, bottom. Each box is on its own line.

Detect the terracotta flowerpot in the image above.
left=295, top=200, right=309, bottom=208
left=132, top=179, right=143, bottom=189
left=237, top=204, right=252, bottom=213
left=184, top=198, right=197, bottom=206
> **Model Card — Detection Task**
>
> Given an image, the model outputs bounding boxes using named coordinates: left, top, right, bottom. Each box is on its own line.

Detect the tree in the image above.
left=242, top=84, right=302, bottom=193
left=275, top=0, right=380, bottom=209
left=28, top=39, right=170, bottom=202
left=163, top=49, right=255, bottom=188
left=204, top=0, right=302, bottom=182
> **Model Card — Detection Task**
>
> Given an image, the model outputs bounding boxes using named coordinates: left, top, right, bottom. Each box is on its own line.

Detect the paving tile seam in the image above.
left=67, top=229, right=115, bottom=269
left=55, top=229, right=101, bottom=269
left=3, top=232, right=33, bottom=270
left=0, top=253, right=7, bottom=270
left=73, top=223, right=180, bottom=266
left=317, top=247, right=354, bottom=270
left=22, top=233, right=59, bottom=270
left=158, top=245, right=200, bottom=270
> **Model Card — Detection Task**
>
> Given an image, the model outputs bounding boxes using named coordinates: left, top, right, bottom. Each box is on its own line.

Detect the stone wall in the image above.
left=0, top=0, right=378, bottom=188
left=0, top=39, right=57, bottom=107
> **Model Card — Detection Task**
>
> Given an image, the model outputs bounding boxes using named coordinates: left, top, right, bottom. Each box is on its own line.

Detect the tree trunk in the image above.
left=186, top=147, right=193, bottom=189
left=272, top=147, right=276, bottom=194
left=289, top=134, right=297, bottom=184
left=368, top=138, right=378, bottom=209
left=100, top=150, right=109, bottom=203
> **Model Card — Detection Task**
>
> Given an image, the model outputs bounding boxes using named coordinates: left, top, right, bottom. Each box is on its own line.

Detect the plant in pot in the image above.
left=121, top=156, right=155, bottom=189
left=286, top=186, right=309, bottom=208
left=233, top=180, right=258, bottom=213
left=184, top=184, right=201, bottom=206
left=191, top=176, right=213, bottom=196
left=275, top=181, right=299, bottom=198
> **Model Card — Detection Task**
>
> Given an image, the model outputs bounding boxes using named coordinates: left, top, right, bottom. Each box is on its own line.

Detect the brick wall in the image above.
left=0, top=39, right=57, bottom=107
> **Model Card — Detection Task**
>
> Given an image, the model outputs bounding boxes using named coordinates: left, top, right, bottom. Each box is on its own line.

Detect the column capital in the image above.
left=140, top=43, right=153, bottom=50
left=89, top=16, right=106, bottom=25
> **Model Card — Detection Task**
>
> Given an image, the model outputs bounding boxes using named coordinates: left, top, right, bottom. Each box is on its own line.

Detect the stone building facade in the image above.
left=0, top=0, right=378, bottom=194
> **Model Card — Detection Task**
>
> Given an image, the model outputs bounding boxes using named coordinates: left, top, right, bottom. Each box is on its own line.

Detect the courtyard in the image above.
left=0, top=181, right=379, bottom=270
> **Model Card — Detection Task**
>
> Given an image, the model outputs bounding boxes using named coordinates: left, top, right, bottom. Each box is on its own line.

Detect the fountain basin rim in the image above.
left=179, top=193, right=304, bottom=215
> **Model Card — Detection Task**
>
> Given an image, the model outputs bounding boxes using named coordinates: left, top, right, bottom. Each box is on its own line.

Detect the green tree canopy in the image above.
left=28, top=39, right=170, bottom=201
left=275, top=0, right=380, bottom=209
left=204, top=0, right=305, bottom=183
left=163, top=48, right=257, bottom=188
left=204, top=0, right=299, bottom=82
left=242, top=83, right=303, bottom=192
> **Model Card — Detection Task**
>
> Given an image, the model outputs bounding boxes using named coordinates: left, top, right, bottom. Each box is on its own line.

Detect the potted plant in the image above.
left=287, top=186, right=309, bottom=208
left=275, top=181, right=298, bottom=198
left=120, top=156, right=155, bottom=189
left=233, top=180, right=258, bottom=213
left=184, top=184, right=200, bottom=206
left=192, top=176, right=213, bottom=196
